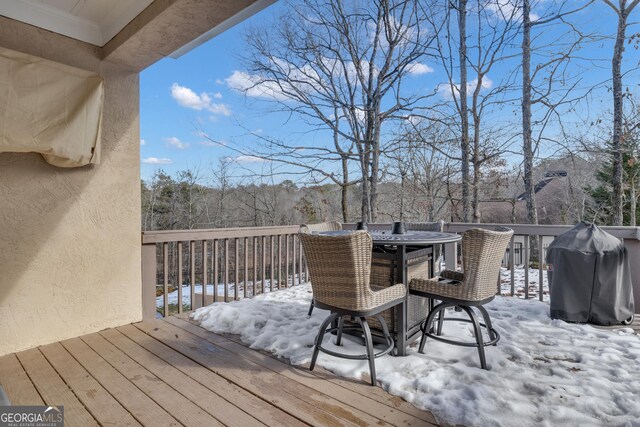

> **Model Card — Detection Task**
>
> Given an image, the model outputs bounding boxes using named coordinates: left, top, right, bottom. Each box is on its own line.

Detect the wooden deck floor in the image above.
left=0, top=315, right=437, bottom=427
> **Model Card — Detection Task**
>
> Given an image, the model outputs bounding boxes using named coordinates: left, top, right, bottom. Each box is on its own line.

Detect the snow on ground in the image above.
left=156, top=277, right=301, bottom=308
left=191, top=282, right=640, bottom=427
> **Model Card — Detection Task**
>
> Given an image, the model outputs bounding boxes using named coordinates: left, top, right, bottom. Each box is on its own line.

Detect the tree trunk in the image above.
left=370, top=121, right=381, bottom=223
left=341, top=156, right=349, bottom=222
left=631, top=175, right=636, bottom=226
left=611, top=6, right=626, bottom=226
left=522, top=0, right=538, bottom=226
left=360, top=146, right=371, bottom=222
left=458, top=0, right=471, bottom=223
left=472, top=72, right=482, bottom=223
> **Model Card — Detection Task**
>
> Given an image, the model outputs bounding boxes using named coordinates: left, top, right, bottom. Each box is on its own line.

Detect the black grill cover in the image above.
left=546, top=222, right=634, bottom=325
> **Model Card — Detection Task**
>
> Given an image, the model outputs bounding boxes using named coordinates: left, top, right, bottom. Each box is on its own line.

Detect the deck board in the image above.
left=135, top=320, right=369, bottom=427
left=80, top=333, right=222, bottom=427
left=0, top=317, right=437, bottom=427
left=116, top=324, right=303, bottom=427
left=0, top=354, right=44, bottom=406
left=99, top=328, right=267, bottom=427
left=15, top=348, right=99, bottom=427
left=61, top=337, right=180, bottom=427
left=39, top=342, right=140, bottom=426
left=166, top=316, right=434, bottom=426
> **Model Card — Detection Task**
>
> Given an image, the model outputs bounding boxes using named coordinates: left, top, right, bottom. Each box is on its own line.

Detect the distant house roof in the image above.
left=516, top=170, right=567, bottom=201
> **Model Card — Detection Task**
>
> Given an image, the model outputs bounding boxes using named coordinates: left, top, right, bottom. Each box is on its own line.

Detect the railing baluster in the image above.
left=163, top=242, right=169, bottom=317
left=234, top=238, right=239, bottom=301
left=253, top=236, right=258, bottom=296
left=509, top=235, right=515, bottom=296
left=270, top=236, right=274, bottom=292
left=261, top=236, right=266, bottom=295
left=524, top=235, right=530, bottom=299
left=224, top=239, right=229, bottom=302
left=244, top=237, right=249, bottom=299
left=213, top=239, right=219, bottom=303
left=298, top=236, right=304, bottom=283
left=201, top=240, right=208, bottom=308
left=190, top=241, right=195, bottom=310
left=285, top=235, right=290, bottom=287
left=538, top=235, right=544, bottom=301
left=292, top=234, right=297, bottom=286
left=177, top=241, right=183, bottom=314
left=277, top=235, right=282, bottom=289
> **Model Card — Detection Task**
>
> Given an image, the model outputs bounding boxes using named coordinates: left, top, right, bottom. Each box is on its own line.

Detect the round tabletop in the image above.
left=317, top=230, right=461, bottom=246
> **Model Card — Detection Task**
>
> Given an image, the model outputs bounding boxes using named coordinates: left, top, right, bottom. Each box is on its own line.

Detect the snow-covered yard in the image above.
left=191, top=277, right=640, bottom=426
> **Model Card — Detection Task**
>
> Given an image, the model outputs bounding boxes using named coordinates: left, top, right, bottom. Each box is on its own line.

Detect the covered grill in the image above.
left=546, top=222, right=634, bottom=325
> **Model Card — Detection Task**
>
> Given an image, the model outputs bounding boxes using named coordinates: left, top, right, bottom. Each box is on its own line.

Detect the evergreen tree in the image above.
left=588, top=151, right=640, bottom=225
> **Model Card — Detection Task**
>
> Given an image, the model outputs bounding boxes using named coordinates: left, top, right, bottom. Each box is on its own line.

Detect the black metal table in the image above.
left=317, top=230, right=461, bottom=355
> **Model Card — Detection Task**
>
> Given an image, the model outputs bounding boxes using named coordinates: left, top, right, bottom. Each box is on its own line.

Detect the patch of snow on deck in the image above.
left=191, top=282, right=640, bottom=426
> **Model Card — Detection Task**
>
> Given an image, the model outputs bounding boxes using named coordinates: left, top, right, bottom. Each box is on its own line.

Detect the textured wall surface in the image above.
left=0, top=17, right=142, bottom=355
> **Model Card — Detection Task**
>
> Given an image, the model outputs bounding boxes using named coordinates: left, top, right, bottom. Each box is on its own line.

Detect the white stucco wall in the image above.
left=0, top=17, right=142, bottom=355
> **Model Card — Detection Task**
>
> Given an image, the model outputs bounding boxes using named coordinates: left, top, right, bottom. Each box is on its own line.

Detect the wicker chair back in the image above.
left=299, top=221, right=342, bottom=233
left=299, top=231, right=382, bottom=312
left=459, top=227, right=513, bottom=301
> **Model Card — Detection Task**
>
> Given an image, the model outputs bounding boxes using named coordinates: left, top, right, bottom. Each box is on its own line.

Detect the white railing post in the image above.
left=141, top=243, right=157, bottom=321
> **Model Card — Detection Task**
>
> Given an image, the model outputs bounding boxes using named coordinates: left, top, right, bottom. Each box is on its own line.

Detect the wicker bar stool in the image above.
left=299, top=221, right=342, bottom=315
left=299, top=231, right=406, bottom=386
left=409, top=227, right=513, bottom=370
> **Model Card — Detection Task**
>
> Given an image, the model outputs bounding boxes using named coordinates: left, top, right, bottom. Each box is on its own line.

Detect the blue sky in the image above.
left=140, top=0, right=640, bottom=183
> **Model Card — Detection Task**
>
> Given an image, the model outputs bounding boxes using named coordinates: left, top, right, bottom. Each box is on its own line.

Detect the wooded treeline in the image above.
left=141, top=153, right=623, bottom=230
left=146, top=0, right=640, bottom=230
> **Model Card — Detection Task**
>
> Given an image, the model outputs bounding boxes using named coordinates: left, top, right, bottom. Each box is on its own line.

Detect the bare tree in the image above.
left=236, top=0, right=441, bottom=222
left=521, top=0, right=595, bottom=226
left=458, top=0, right=471, bottom=222
left=468, top=0, right=520, bottom=222
left=602, top=0, right=640, bottom=225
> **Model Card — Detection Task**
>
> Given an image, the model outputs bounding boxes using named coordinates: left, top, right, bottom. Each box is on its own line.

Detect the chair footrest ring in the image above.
left=422, top=317, right=500, bottom=347
left=318, top=325, right=394, bottom=360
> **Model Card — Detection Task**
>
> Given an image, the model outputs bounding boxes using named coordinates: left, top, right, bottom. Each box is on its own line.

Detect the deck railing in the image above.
left=142, top=225, right=305, bottom=319
left=142, top=223, right=640, bottom=319
left=442, top=223, right=640, bottom=305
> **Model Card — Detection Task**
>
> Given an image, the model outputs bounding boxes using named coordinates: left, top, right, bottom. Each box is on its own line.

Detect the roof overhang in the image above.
left=0, top=0, right=276, bottom=71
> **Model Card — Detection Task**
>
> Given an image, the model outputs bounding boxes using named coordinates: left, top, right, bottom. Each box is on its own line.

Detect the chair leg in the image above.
left=460, top=306, right=487, bottom=370
left=419, top=303, right=445, bottom=354
left=310, top=312, right=338, bottom=371
left=335, top=316, right=345, bottom=346
left=478, top=306, right=497, bottom=344
left=375, top=314, right=394, bottom=350
left=356, top=317, right=376, bottom=386
left=308, top=299, right=315, bottom=316
left=437, top=308, right=444, bottom=336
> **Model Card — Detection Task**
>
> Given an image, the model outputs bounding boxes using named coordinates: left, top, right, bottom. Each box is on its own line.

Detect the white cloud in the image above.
left=438, top=76, right=494, bottom=100
left=407, top=63, right=434, bottom=75
left=140, top=139, right=146, bottom=146
left=164, top=136, right=189, bottom=149
left=235, top=155, right=267, bottom=163
left=215, top=79, right=224, bottom=84
left=226, top=56, right=378, bottom=102
left=212, top=92, right=223, bottom=99
left=485, top=0, right=539, bottom=22
left=170, top=83, right=231, bottom=116
left=226, top=71, right=290, bottom=101
left=142, top=157, right=173, bottom=165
